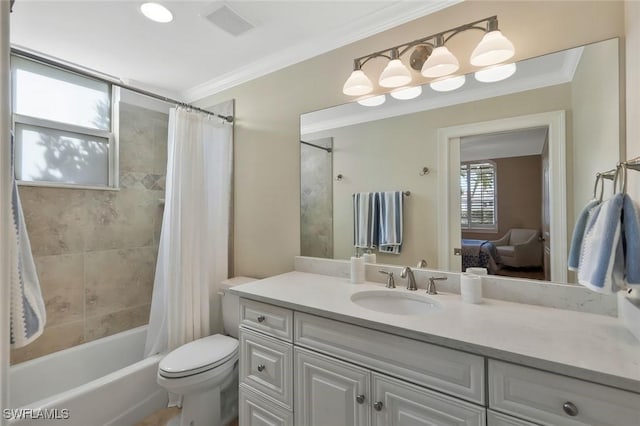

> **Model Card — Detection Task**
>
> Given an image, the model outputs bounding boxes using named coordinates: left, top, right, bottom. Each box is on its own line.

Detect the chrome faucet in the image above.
left=427, top=276, right=448, bottom=295
left=400, top=267, right=417, bottom=291
left=379, top=270, right=395, bottom=288
left=416, top=259, right=428, bottom=268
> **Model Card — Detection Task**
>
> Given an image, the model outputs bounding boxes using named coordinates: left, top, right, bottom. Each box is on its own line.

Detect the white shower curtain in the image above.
left=144, top=107, right=232, bottom=357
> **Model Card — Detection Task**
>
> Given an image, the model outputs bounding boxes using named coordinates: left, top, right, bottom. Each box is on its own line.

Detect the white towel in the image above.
left=10, top=166, right=46, bottom=348
left=377, top=191, right=403, bottom=255
left=622, top=194, right=640, bottom=288
left=577, top=193, right=625, bottom=294
left=352, top=192, right=377, bottom=249
left=568, top=199, right=600, bottom=271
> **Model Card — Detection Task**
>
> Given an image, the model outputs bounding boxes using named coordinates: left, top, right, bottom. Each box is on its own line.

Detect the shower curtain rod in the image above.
left=11, top=48, right=234, bottom=123
left=300, top=140, right=332, bottom=153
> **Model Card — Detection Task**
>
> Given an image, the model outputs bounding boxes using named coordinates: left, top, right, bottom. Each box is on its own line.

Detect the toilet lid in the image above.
left=159, top=334, right=238, bottom=378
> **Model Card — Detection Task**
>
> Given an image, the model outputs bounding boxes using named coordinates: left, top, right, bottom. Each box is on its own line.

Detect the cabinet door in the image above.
left=295, top=347, right=370, bottom=426
left=372, top=373, right=486, bottom=426
left=239, top=386, right=293, bottom=426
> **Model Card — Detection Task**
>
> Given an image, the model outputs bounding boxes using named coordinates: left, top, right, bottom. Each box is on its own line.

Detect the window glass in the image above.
left=460, top=162, right=496, bottom=230
left=15, top=123, right=109, bottom=186
left=12, top=56, right=111, bottom=131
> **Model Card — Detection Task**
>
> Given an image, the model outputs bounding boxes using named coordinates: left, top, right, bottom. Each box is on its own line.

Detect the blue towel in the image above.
left=376, top=191, right=403, bottom=254
left=578, top=193, right=624, bottom=294
left=622, top=194, right=640, bottom=287
left=9, top=135, right=46, bottom=348
left=353, top=192, right=377, bottom=249
left=568, top=199, right=600, bottom=271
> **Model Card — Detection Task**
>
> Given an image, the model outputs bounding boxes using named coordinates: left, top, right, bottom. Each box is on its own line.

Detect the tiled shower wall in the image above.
left=10, top=102, right=168, bottom=364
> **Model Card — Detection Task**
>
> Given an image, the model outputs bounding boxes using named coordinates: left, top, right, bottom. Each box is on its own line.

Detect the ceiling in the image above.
left=9, top=0, right=457, bottom=101
left=460, top=127, right=549, bottom=162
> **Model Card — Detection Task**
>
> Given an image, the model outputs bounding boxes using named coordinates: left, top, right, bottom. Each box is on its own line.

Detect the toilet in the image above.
left=156, top=276, right=256, bottom=426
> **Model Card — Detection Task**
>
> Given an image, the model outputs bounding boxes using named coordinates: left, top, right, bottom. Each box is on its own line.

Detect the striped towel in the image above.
left=568, top=199, right=600, bottom=271
left=622, top=194, right=640, bottom=287
left=376, top=191, right=403, bottom=255
left=577, top=193, right=624, bottom=294
left=9, top=135, right=46, bottom=348
left=353, top=192, right=377, bottom=249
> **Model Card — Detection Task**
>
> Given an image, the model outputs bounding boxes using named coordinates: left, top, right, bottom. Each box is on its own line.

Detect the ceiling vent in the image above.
left=204, top=4, right=254, bottom=37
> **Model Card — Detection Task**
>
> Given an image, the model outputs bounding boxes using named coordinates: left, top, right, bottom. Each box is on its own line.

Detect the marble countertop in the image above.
left=230, top=271, right=640, bottom=394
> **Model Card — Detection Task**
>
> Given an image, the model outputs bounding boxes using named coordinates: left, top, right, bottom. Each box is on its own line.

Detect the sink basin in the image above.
left=350, top=290, right=442, bottom=316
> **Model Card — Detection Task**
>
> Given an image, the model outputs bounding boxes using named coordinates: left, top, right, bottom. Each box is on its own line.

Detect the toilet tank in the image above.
left=221, top=276, right=257, bottom=338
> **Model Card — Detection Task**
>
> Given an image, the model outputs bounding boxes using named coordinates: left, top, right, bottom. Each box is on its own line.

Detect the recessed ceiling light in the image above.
left=140, top=2, right=173, bottom=23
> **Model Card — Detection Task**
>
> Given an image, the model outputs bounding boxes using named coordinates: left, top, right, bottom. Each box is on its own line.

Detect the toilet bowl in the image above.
left=156, top=276, right=256, bottom=426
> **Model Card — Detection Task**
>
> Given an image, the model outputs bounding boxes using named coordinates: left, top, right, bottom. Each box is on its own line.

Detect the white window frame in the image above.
left=460, top=160, right=498, bottom=232
left=11, top=54, right=120, bottom=190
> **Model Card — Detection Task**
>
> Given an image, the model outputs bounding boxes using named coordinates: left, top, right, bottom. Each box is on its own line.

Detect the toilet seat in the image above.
left=159, top=334, right=239, bottom=379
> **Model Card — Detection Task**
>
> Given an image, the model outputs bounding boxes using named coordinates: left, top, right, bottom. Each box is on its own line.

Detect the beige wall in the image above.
left=306, top=85, right=569, bottom=268
left=196, top=1, right=625, bottom=279
left=464, top=155, right=542, bottom=241
left=11, top=102, right=167, bottom=364
left=571, top=38, right=621, bottom=215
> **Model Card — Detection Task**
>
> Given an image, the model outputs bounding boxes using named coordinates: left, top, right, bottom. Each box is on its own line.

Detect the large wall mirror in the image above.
left=300, top=38, right=621, bottom=285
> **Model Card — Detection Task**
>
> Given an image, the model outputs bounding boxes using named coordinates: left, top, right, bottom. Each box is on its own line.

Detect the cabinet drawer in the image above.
left=489, top=360, right=640, bottom=426
left=240, top=329, right=293, bottom=409
left=371, top=373, right=486, bottom=426
left=240, top=298, right=293, bottom=341
left=487, top=410, right=538, bottom=426
left=294, top=312, right=485, bottom=404
left=239, top=385, right=293, bottom=426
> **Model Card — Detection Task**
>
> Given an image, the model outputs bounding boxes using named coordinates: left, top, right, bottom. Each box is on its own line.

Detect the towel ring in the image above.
left=592, top=174, right=602, bottom=200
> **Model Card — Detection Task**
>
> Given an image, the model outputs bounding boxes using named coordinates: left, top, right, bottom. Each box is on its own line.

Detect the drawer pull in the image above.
left=373, top=401, right=383, bottom=411
left=355, top=395, right=365, bottom=404
left=257, top=315, right=266, bottom=323
left=562, top=401, right=579, bottom=417
left=257, top=364, right=266, bottom=372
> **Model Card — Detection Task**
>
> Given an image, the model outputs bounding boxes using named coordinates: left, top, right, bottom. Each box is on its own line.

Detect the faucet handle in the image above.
left=379, top=270, right=395, bottom=288
left=427, top=276, right=447, bottom=295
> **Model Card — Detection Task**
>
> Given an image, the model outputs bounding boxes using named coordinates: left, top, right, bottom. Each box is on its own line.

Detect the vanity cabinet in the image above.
left=294, top=347, right=485, bottom=426
left=238, top=297, right=640, bottom=426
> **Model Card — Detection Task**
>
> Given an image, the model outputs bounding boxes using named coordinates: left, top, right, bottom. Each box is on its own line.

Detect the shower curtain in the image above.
left=144, top=107, right=232, bottom=357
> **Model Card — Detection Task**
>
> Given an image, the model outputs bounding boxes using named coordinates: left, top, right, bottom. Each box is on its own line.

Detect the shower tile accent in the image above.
left=11, top=101, right=168, bottom=364
left=85, top=304, right=151, bottom=342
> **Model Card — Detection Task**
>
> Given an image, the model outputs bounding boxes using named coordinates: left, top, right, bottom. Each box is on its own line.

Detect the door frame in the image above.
left=436, top=111, right=567, bottom=283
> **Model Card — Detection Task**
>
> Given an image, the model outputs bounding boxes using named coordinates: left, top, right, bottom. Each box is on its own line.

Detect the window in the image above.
left=11, top=55, right=118, bottom=188
left=460, top=161, right=497, bottom=231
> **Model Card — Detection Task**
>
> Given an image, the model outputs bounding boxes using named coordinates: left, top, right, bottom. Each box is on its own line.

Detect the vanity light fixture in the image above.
left=342, top=16, right=514, bottom=97
left=475, top=62, right=517, bottom=83
left=357, top=94, right=386, bottom=107
left=430, top=75, right=466, bottom=92
left=140, top=2, right=174, bottom=23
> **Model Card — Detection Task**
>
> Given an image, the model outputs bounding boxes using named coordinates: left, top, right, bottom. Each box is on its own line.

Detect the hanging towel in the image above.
left=622, top=194, right=640, bottom=287
left=568, top=199, right=600, bottom=271
left=9, top=135, right=46, bottom=348
left=377, top=191, right=403, bottom=254
left=353, top=192, right=377, bottom=249
left=577, top=193, right=624, bottom=294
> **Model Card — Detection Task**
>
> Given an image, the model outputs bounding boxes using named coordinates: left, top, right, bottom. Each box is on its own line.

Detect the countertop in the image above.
left=230, top=271, right=640, bottom=394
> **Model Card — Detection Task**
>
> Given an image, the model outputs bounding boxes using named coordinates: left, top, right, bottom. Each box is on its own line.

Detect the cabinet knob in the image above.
left=257, top=315, right=266, bottom=323
left=562, top=401, right=579, bottom=417
left=373, top=401, right=383, bottom=411
left=257, top=364, right=266, bottom=372
left=355, top=395, right=365, bottom=404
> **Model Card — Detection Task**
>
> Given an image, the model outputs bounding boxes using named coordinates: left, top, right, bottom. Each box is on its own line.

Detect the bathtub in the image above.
left=8, top=326, right=168, bottom=426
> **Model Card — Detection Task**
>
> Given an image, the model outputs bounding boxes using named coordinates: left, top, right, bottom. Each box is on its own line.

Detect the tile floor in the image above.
left=135, top=407, right=239, bottom=426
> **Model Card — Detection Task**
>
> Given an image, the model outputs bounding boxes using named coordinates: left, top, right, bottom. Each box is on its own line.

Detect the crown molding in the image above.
left=182, top=0, right=461, bottom=102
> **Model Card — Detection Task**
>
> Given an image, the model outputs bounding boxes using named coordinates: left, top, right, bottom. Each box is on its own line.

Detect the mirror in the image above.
left=300, top=38, right=621, bottom=284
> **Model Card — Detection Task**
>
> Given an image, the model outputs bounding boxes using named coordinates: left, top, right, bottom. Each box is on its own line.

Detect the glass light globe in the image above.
left=140, top=3, right=174, bottom=23
left=430, top=75, right=466, bottom=92
left=475, top=63, right=517, bottom=83
left=342, top=70, right=373, bottom=96
left=421, top=46, right=459, bottom=78
left=470, top=30, right=515, bottom=67
left=357, top=94, right=386, bottom=107
left=390, top=86, right=422, bottom=100
left=379, top=59, right=412, bottom=88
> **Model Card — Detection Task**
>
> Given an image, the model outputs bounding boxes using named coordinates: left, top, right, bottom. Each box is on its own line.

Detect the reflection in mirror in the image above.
left=300, top=38, right=621, bottom=284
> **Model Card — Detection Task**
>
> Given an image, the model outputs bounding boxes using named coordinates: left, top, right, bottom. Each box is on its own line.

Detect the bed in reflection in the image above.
left=461, top=239, right=501, bottom=274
